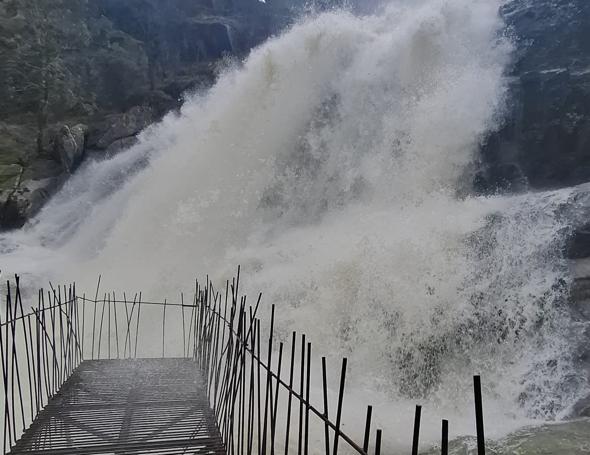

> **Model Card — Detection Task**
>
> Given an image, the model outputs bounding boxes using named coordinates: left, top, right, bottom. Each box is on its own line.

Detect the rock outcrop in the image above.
left=87, top=106, right=155, bottom=152
left=53, top=124, right=87, bottom=173
left=477, top=0, right=590, bottom=193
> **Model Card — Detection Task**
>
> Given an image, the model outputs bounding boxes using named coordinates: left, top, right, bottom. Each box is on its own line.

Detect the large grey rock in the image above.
left=0, top=155, right=65, bottom=229
left=88, top=106, right=155, bottom=150
left=0, top=176, right=64, bottom=229
left=104, top=136, right=139, bottom=156
left=52, top=124, right=87, bottom=173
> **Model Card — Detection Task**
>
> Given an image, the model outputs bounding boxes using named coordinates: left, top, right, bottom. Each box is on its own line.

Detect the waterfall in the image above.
left=1, top=0, right=585, bottom=449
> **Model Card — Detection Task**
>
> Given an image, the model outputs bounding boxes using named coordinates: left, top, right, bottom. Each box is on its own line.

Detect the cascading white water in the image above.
left=1, top=0, right=586, bottom=450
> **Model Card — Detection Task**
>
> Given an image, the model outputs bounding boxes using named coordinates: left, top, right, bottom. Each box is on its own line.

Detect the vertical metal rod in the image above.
left=375, top=429, right=382, bottom=455
left=261, top=305, right=275, bottom=455
left=16, top=279, right=34, bottom=421
left=62, top=291, right=70, bottom=378
left=332, top=358, right=347, bottom=455
left=441, top=419, right=448, bottom=455
left=36, top=305, right=42, bottom=412
left=232, top=303, right=243, bottom=455
left=297, top=334, right=306, bottom=455
left=49, top=291, right=56, bottom=394
left=123, top=294, right=135, bottom=359
left=134, top=293, right=142, bottom=359
left=108, top=293, right=111, bottom=359
left=55, top=287, right=63, bottom=386
left=47, top=291, right=54, bottom=394
left=69, top=289, right=74, bottom=370
left=81, top=293, right=85, bottom=360
left=63, top=292, right=69, bottom=377
left=162, top=299, right=167, bottom=358
left=97, top=295, right=106, bottom=360
left=187, top=301, right=195, bottom=360
left=304, top=342, right=311, bottom=455
left=210, top=292, right=224, bottom=409
left=68, top=289, right=72, bottom=372
left=122, top=294, right=128, bottom=358
left=75, top=287, right=79, bottom=364
left=247, top=317, right=256, bottom=455
left=27, top=314, right=39, bottom=416
left=91, top=276, right=101, bottom=360
left=113, top=292, right=119, bottom=359
left=322, top=357, right=330, bottom=455
left=0, top=306, right=12, bottom=452
left=75, top=289, right=82, bottom=363
left=44, top=300, right=51, bottom=400
left=474, top=375, right=485, bottom=455
left=227, top=289, right=241, bottom=454
left=256, top=319, right=262, bottom=453
left=220, top=289, right=232, bottom=446
left=65, top=289, right=71, bottom=376
left=363, top=406, right=372, bottom=454
left=181, top=293, right=186, bottom=357
left=412, top=405, right=422, bottom=455
left=209, top=294, right=223, bottom=400
left=71, top=287, right=75, bottom=372
left=60, top=290, right=67, bottom=380
left=9, top=282, right=26, bottom=432
left=270, top=342, right=283, bottom=454
left=241, top=304, right=248, bottom=455
left=284, top=331, right=296, bottom=455
left=193, top=281, right=205, bottom=360
left=5, top=288, right=11, bottom=447
left=40, top=295, right=51, bottom=400
left=8, top=284, right=16, bottom=436
left=72, top=285, right=76, bottom=369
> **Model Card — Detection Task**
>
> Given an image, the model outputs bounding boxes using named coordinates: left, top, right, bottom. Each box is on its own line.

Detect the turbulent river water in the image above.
left=2, top=0, right=590, bottom=452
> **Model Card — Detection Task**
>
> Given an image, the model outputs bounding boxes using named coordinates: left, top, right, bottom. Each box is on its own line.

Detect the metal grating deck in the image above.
left=9, top=358, right=225, bottom=454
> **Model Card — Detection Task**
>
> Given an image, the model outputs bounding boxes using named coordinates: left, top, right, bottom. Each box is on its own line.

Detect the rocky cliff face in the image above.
left=2, top=0, right=589, bottom=215
left=4, top=0, right=590, bottom=229
left=0, top=0, right=294, bottom=228
left=477, top=0, right=590, bottom=193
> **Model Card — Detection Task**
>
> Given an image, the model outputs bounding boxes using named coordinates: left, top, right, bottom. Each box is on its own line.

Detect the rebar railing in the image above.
left=191, top=269, right=380, bottom=455
left=0, top=278, right=81, bottom=454
left=1, top=270, right=489, bottom=454
left=0, top=275, right=202, bottom=454
left=190, top=268, right=488, bottom=455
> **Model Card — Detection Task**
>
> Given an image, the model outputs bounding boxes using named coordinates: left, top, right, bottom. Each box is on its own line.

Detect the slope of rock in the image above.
left=477, top=0, right=590, bottom=192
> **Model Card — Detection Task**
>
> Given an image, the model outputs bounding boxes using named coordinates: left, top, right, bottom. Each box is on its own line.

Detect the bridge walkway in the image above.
left=9, top=358, right=224, bottom=455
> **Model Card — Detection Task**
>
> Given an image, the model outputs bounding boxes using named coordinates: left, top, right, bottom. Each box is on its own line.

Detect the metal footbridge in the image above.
left=1, top=271, right=488, bottom=455
left=10, top=359, right=222, bottom=454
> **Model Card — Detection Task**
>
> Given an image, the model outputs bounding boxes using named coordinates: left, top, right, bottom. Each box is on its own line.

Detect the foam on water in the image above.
left=1, top=0, right=585, bottom=450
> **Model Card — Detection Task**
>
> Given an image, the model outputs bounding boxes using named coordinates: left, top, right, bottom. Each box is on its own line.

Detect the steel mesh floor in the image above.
left=10, top=358, right=225, bottom=454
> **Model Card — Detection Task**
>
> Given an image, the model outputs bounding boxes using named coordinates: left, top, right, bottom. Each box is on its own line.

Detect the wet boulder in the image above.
left=52, top=124, right=87, bottom=173
left=0, top=159, right=64, bottom=229
left=87, top=106, right=155, bottom=151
